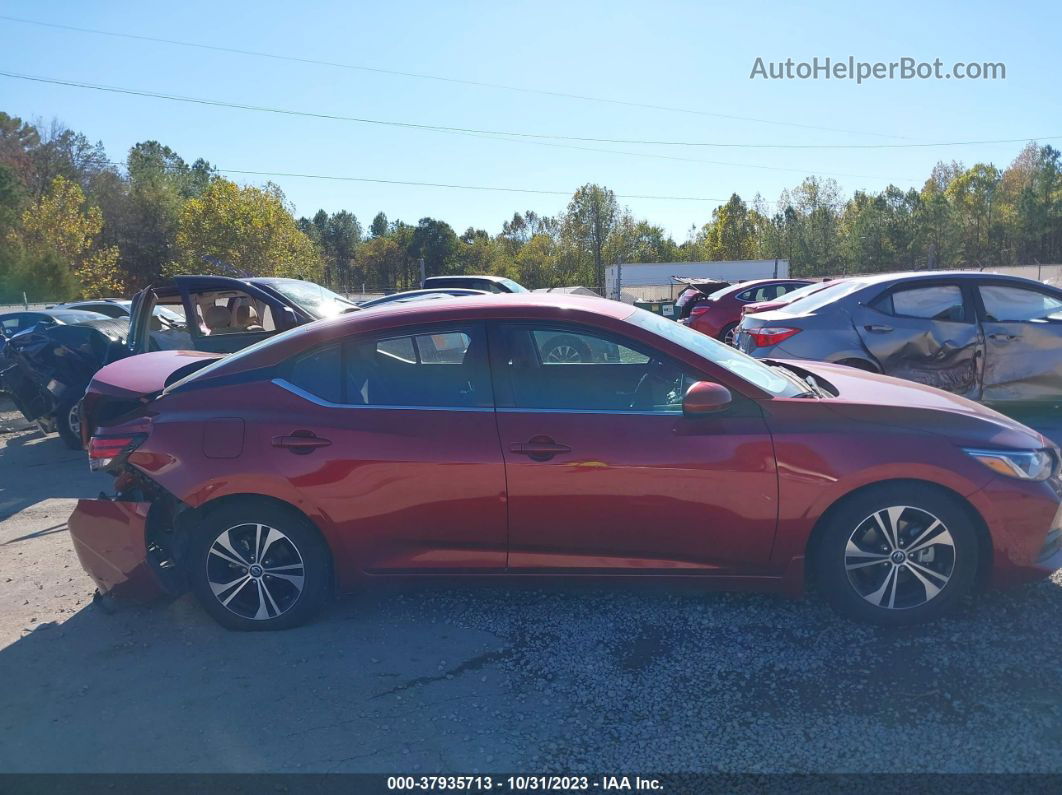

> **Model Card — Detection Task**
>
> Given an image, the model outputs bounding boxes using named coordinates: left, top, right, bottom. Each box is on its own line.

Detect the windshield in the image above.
left=267, top=280, right=357, bottom=319
left=498, top=278, right=528, bottom=293
left=53, top=310, right=109, bottom=323
left=627, top=308, right=803, bottom=397
left=153, top=305, right=186, bottom=324
left=775, top=279, right=870, bottom=314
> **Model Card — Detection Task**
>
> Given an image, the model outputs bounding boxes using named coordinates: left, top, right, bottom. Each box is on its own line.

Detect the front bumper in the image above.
left=68, top=498, right=165, bottom=600
left=969, top=474, right=1062, bottom=588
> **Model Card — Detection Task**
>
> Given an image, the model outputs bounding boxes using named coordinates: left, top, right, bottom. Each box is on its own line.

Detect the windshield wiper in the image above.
left=769, top=363, right=820, bottom=398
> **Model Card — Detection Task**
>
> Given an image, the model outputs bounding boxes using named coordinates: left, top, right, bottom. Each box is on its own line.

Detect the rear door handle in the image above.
left=864, top=324, right=894, bottom=333
left=988, top=332, right=1020, bottom=342
left=272, top=431, right=332, bottom=454
left=509, top=436, right=571, bottom=460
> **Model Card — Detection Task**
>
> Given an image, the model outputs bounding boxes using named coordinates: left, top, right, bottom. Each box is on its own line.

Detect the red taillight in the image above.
left=88, top=434, right=145, bottom=471
left=747, top=327, right=801, bottom=347
left=689, top=306, right=711, bottom=318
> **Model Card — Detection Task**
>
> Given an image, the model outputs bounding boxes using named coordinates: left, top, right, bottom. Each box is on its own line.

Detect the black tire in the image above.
left=811, top=484, right=978, bottom=626
left=189, top=500, right=331, bottom=631
left=540, top=334, right=593, bottom=364
left=56, top=396, right=83, bottom=450
left=718, top=323, right=738, bottom=346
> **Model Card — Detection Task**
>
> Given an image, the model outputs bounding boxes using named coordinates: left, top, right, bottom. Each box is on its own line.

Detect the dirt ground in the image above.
left=1, top=396, right=1060, bottom=774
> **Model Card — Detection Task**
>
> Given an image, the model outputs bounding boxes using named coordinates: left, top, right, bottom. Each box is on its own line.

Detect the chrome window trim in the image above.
left=271, top=378, right=494, bottom=413
left=497, top=407, right=682, bottom=416
left=273, top=378, right=681, bottom=416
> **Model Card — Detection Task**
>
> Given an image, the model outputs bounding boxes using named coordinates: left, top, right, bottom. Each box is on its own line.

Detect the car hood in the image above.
left=88, top=350, right=223, bottom=401
left=785, top=360, right=1050, bottom=450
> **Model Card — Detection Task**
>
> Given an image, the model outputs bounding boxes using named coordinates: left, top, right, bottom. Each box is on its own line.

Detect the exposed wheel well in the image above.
left=803, top=479, right=993, bottom=591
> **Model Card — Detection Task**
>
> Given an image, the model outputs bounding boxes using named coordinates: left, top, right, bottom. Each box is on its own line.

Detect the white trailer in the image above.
left=605, top=259, right=790, bottom=302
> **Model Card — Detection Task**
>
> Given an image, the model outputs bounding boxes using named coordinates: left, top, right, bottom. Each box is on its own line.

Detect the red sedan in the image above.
left=70, top=295, right=1062, bottom=630
left=682, top=279, right=813, bottom=344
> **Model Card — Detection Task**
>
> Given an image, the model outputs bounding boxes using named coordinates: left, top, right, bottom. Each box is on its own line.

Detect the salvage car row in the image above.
left=3, top=269, right=1061, bottom=632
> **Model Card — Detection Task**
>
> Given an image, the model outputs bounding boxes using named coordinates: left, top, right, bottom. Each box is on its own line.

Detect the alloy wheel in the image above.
left=205, top=523, right=306, bottom=620
left=844, top=505, right=956, bottom=610
left=67, top=401, right=81, bottom=439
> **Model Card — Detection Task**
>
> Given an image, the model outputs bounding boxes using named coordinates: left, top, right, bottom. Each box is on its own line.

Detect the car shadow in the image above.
left=0, top=401, right=110, bottom=525
left=0, top=574, right=1060, bottom=773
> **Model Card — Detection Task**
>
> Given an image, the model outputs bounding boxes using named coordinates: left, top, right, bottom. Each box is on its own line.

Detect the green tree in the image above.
left=409, top=217, right=458, bottom=278
left=369, top=211, right=389, bottom=238
left=698, top=194, right=757, bottom=261
left=946, top=164, right=1003, bottom=267
left=8, top=175, right=122, bottom=297
left=562, top=184, right=619, bottom=288
left=172, top=179, right=321, bottom=279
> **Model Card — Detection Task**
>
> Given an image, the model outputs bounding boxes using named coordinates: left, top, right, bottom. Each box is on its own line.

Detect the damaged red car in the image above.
left=69, top=294, right=1062, bottom=630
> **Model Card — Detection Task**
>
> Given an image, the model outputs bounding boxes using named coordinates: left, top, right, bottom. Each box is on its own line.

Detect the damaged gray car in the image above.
left=734, top=271, right=1062, bottom=406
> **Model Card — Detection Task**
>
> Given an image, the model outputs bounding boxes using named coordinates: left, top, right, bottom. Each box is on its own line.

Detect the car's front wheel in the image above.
left=813, top=485, right=979, bottom=625
left=56, top=396, right=83, bottom=449
left=189, top=501, right=331, bottom=630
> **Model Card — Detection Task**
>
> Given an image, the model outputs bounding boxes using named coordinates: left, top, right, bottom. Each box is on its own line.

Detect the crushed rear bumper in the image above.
left=68, top=499, right=165, bottom=600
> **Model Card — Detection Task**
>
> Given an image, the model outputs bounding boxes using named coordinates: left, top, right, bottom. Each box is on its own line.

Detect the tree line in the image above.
left=1, top=110, right=1060, bottom=302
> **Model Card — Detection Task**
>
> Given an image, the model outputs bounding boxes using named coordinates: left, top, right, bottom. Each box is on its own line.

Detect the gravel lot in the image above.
left=1, top=396, right=1060, bottom=774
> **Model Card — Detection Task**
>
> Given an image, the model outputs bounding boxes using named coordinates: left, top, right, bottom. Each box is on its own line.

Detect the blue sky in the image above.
left=1, top=0, right=1058, bottom=239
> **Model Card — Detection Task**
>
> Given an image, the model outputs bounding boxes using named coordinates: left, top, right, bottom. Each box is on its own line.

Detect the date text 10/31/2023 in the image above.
left=386, top=775, right=664, bottom=791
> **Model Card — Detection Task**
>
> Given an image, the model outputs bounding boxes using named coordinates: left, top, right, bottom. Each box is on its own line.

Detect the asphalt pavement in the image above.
left=0, top=398, right=1060, bottom=773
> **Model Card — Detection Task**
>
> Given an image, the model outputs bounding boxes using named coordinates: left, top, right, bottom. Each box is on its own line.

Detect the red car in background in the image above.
left=69, top=294, right=1061, bottom=630
left=741, top=279, right=839, bottom=316
left=682, top=279, right=813, bottom=344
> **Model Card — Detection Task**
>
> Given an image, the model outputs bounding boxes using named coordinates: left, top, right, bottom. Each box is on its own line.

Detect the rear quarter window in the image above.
left=288, top=344, right=342, bottom=403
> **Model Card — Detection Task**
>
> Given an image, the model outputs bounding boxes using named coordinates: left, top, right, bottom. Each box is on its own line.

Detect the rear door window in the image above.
left=979, top=285, right=1062, bottom=322
left=281, top=325, right=490, bottom=408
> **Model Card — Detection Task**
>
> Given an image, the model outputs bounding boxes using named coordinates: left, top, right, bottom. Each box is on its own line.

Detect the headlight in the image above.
left=964, top=448, right=1056, bottom=481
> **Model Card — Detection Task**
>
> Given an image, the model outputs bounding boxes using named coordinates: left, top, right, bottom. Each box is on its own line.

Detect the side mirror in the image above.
left=683, top=381, right=732, bottom=416
left=277, top=306, right=299, bottom=329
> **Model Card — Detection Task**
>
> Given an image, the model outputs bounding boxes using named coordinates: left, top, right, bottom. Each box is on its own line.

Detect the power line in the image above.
left=443, top=128, right=920, bottom=183
left=5, top=69, right=1056, bottom=151
left=103, top=161, right=736, bottom=202
left=0, top=13, right=915, bottom=141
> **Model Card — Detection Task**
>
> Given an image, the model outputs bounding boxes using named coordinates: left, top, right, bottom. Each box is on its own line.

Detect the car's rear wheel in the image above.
left=719, top=323, right=738, bottom=347
left=812, top=485, right=979, bottom=625
left=189, top=501, right=331, bottom=630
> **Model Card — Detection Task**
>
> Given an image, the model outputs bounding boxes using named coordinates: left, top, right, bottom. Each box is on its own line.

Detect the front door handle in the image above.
left=864, top=324, right=894, bottom=333
left=510, top=435, right=571, bottom=461
left=272, top=430, right=332, bottom=454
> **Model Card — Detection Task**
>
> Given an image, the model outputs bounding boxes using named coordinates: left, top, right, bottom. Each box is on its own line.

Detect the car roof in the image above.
left=843, top=270, right=1056, bottom=287
left=424, top=275, right=509, bottom=283
left=57, top=297, right=128, bottom=304
left=1, top=308, right=109, bottom=321
left=713, top=278, right=812, bottom=296
left=181, top=293, right=634, bottom=381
